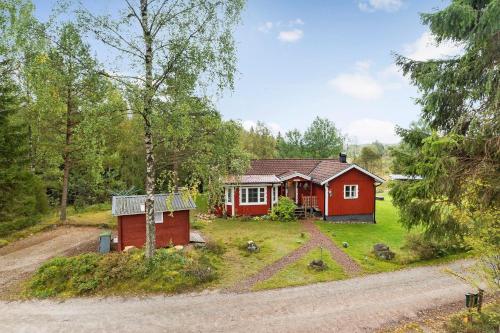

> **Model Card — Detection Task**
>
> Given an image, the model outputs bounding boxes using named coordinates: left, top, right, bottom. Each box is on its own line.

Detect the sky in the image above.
left=33, top=0, right=462, bottom=144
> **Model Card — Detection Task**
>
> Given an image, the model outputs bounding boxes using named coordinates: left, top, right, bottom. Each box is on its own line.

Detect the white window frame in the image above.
left=344, top=185, right=358, bottom=199
left=154, top=211, right=164, bottom=223
left=240, top=187, right=267, bottom=205
left=272, top=185, right=279, bottom=205
left=225, top=187, right=233, bottom=205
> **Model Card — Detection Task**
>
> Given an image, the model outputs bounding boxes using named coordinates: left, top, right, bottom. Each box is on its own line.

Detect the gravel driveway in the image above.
left=0, top=226, right=102, bottom=297
left=0, top=260, right=474, bottom=333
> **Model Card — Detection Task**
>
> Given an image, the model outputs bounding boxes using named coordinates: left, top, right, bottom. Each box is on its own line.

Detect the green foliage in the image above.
left=356, top=146, right=382, bottom=172
left=303, top=117, right=344, bottom=158
left=26, top=248, right=220, bottom=298
left=403, top=233, right=467, bottom=261
left=391, top=0, right=499, bottom=288
left=270, top=196, right=297, bottom=222
left=0, top=39, right=48, bottom=233
left=203, top=240, right=226, bottom=256
left=444, top=301, right=500, bottom=333
left=277, top=117, right=345, bottom=158
left=241, top=121, right=277, bottom=159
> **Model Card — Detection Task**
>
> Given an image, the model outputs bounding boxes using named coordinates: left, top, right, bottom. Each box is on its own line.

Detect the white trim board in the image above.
left=320, top=164, right=384, bottom=185
left=279, top=172, right=311, bottom=181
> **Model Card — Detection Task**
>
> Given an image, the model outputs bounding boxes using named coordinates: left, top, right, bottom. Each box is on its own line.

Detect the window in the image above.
left=344, top=185, right=358, bottom=199
left=240, top=187, right=266, bottom=205
left=271, top=186, right=280, bottom=204
left=154, top=211, right=163, bottom=223
left=225, top=187, right=233, bottom=205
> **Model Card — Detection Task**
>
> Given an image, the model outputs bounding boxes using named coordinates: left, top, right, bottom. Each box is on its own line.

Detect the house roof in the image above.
left=228, top=159, right=384, bottom=185
left=224, top=174, right=281, bottom=184
left=112, top=193, right=196, bottom=216
left=389, top=174, right=423, bottom=181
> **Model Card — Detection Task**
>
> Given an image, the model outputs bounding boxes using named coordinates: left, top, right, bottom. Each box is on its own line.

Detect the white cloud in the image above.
left=358, top=0, right=403, bottom=12
left=329, top=72, right=384, bottom=100
left=258, top=21, right=273, bottom=33
left=258, top=18, right=304, bottom=34
left=278, top=29, right=304, bottom=43
left=347, top=118, right=399, bottom=144
left=289, top=18, right=304, bottom=26
left=355, top=60, right=372, bottom=71
left=404, top=31, right=463, bottom=61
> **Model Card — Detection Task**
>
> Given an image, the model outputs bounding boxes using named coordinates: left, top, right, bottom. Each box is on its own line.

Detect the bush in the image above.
left=204, top=240, right=226, bottom=255
left=26, top=248, right=221, bottom=298
left=0, top=216, right=40, bottom=238
left=269, top=196, right=297, bottom=222
left=403, top=234, right=446, bottom=260
left=444, top=302, right=499, bottom=333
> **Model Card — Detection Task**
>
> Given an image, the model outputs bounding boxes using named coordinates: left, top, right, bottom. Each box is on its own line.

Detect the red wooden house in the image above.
left=222, top=154, right=384, bottom=222
left=112, top=193, right=196, bottom=251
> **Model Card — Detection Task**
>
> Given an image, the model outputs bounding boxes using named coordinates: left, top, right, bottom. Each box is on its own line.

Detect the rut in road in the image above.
left=229, top=219, right=361, bottom=292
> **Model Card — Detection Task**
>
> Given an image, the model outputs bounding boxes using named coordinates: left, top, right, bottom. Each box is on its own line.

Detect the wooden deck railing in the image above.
left=302, top=196, right=318, bottom=209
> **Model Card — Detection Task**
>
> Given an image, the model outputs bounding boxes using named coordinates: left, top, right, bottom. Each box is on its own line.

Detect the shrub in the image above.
left=403, top=234, right=443, bottom=260
left=26, top=248, right=221, bottom=298
left=444, top=302, right=499, bottom=333
left=403, top=234, right=468, bottom=261
left=204, top=240, right=226, bottom=255
left=270, top=196, right=297, bottom=222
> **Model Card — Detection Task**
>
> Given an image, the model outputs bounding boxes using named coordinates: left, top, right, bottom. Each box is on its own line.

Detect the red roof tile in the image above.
left=244, top=159, right=351, bottom=184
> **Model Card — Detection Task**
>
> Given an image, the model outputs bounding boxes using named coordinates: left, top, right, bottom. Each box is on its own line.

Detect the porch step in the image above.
left=294, top=207, right=306, bottom=219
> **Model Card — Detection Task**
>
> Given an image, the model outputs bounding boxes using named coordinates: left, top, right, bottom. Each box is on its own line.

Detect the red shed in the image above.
left=112, top=193, right=196, bottom=251
left=219, top=154, right=384, bottom=223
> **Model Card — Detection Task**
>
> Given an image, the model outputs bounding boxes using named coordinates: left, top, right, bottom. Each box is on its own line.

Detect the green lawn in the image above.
left=195, top=218, right=309, bottom=289
left=316, top=195, right=469, bottom=273
left=253, top=246, right=347, bottom=291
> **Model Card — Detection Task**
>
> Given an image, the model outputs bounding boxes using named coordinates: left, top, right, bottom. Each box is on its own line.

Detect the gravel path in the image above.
left=0, top=260, right=474, bottom=333
left=230, top=219, right=361, bottom=292
left=0, top=226, right=102, bottom=298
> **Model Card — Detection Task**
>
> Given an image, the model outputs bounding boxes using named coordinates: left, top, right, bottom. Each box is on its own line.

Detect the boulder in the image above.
left=174, top=245, right=184, bottom=251
left=373, top=243, right=395, bottom=260
left=246, top=240, right=260, bottom=253
left=309, top=259, right=327, bottom=271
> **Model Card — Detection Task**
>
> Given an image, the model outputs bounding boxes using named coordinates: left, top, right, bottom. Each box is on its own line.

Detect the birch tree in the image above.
left=79, top=0, right=244, bottom=258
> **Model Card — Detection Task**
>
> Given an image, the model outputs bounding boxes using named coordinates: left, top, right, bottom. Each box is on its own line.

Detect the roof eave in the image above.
left=320, top=164, right=385, bottom=185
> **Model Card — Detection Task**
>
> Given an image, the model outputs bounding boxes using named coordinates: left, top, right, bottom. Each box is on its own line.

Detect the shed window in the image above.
left=344, top=185, right=358, bottom=199
left=154, top=212, right=163, bottom=223
left=240, top=187, right=266, bottom=205
left=225, top=187, right=233, bottom=205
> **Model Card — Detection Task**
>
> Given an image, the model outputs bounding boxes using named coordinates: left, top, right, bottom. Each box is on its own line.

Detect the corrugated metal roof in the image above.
left=389, top=174, right=423, bottom=180
left=224, top=174, right=281, bottom=184
left=112, top=193, right=196, bottom=216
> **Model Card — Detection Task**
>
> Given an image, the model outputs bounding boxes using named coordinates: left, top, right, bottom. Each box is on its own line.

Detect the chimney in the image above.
left=339, top=153, right=347, bottom=163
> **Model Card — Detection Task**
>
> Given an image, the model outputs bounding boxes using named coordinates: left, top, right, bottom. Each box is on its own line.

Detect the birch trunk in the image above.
left=141, top=0, right=156, bottom=258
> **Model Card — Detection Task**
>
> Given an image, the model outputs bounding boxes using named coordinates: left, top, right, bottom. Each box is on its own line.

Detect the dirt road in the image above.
left=0, top=260, right=474, bottom=333
left=0, top=226, right=102, bottom=297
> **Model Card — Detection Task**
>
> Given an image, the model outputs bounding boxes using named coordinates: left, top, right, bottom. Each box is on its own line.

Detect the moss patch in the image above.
left=24, top=247, right=220, bottom=298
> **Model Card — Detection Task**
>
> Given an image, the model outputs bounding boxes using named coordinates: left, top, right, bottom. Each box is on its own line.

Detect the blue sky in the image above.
left=33, top=0, right=462, bottom=144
